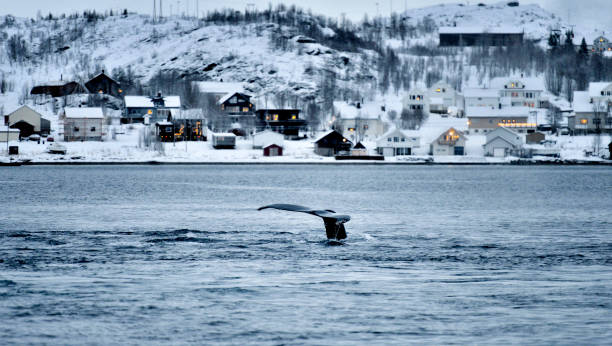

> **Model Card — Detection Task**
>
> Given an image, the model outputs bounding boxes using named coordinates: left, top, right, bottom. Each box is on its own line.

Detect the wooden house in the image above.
left=124, top=94, right=181, bottom=123
left=313, top=130, right=352, bottom=157
left=30, top=80, right=86, bottom=97
left=430, top=128, right=467, bottom=156
left=5, top=105, right=50, bottom=138
left=569, top=86, right=612, bottom=134
left=334, top=101, right=387, bottom=142
left=255, top=109, right=305, bottom=137
left=85, top=71, right=122, bottom=97
left=466, top=106, right=535, bottom=134
left=263, top=143, right=283, bottom=157
left=156, top=121, right=175, bottom=142
left=63, top=107, right=104, bottom=141
left=483, top=127, right=523, bottom=157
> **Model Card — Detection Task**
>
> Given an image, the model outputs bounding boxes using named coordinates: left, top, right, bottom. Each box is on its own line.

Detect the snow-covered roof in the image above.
left=439, top=26, right=524, bottom=35
left=485, top=127, right=523, bottom=147
left=64, top=107, right=104, bottom=119
left=124, top=95, right=181, bottom=108
left=313, top=130, right=337, bottom=143
left=197, top=81, right=244, bottom=94
left=463, top=88, right=500, bottom=98
left=37, top=80, right=74, bottom=86
left=466, top=106, right=532, bottom=118
left=0, top=126, right=20, bottom=132
left=334, top=101, right=383, bottom=120
left=429, top=97, right=444, bottom=105
left=490, top=76, right=546, bottom=91
left=156, top=121, right=173, bottom=125
left=212, top=132, right=236, bottom=137
left=378, top=127, right=420, bottom=141
left=588, top=82, right=612, bottom=97
left=217, top=92, right=250, bottom=105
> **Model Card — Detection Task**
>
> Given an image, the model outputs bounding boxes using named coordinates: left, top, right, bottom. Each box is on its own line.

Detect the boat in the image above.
left=46, top=142, right=67, bottom=155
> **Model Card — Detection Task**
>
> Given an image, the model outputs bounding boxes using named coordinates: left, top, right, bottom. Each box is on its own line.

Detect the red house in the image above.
left=263, top=144, right=283, bottom=157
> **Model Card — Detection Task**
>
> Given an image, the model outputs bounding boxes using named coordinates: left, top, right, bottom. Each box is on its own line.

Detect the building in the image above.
left=334, top=101, right=388, bottom=142
left=255, top=109, right=305, bottom=138
left=569, top=85, right=612, bottom=134
left=463, top=88, right=501, bottom=109
left=197, top=81, right=245, bottom=101
left=63, top=107, right=104, bottom=141
left=430, top=128, right=467, bottom=156
left=592, top=35, right=611, bottom=53
left=30, top=80, right=86, bottom=98
left=212, top=133, right=236, bottom=149
left=490, top=76, right=545, bottom=108
left=483, top=127, right=523, bottom=157
left=218, top=92, right=255, bottom=129
left=124, top=94, right=181, bottom=123
left=439, top=26, right=524, bottom=47
left=155, top=121, right=175, bottom=142
left=85, top=71, right=122, bottom=97
left=263, top=143, right=283, bottom=157
left=467, top=106, right=536, bottom=134
left=253, top=130, right=284, bottom=149
left=314, top=130, right=352, bottom=157
left=376, top=128, right=420, bottom=156
left=403, top=87, right=429, bottom=114
left=5, top=105, right=50, bottom=138
left=428, top=82, right=459, bottom=115
left=0, top=126, right=20, bottom=142
left=526, top=132, right=546, bottom=144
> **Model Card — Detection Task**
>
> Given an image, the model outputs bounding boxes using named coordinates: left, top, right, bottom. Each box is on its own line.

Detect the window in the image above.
left=394, top=137, right=399, bottom=142
left=273, top=114, right=279, bottom=121
left=242, top=107, right=250, bottom=112
left=165, top=127, right=172, bottom=133
left=291, top=115, right=297, bottom=120
left=606, top=118, right=612, bottom=125
left=363, top=125, right=369, bottom=130
left=388, top=138, right=392, bottom=142
left=230, top=96, right=237, bottom=103
left=74, top=127, right=79, bottom=132
left=580, top=118, right=588, bottom=124
left=401, top=137, right=405, bottom=142
left=265, top=115, right=270, bottom=121
left=90, top=127, right=96, bottom=132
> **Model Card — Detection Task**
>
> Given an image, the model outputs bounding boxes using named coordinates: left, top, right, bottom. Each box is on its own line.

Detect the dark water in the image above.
left=1, top=165, right=611, bottom=345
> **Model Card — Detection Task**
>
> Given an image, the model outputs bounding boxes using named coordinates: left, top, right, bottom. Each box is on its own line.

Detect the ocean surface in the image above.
left=1, top=165, right=611, bottom=345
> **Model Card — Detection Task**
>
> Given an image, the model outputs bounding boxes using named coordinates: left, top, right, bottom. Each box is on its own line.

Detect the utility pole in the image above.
left=160, top=0, right=163, bottom=20
left=153, top=0, right=156, bottom=22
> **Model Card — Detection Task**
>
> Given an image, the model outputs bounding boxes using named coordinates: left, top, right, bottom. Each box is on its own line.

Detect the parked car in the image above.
left=46, top=136, right=54, bottom=142
left=28, top=134, right=41, bottom=141
left=46, top=142, right=67, bottom=155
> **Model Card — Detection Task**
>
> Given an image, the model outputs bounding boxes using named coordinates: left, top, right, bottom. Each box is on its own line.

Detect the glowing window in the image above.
left=580, top=118, right=588, bottom=124
left=291, top=115, right=297, bottom=120
left=273, top=114, right=279, bottom=121
left=243, top=107, right=249, bottom=112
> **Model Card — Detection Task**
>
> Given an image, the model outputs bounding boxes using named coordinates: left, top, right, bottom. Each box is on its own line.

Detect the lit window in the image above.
left=242, top=107, right=250, bottom=112
left=291, top=115, right=297, bottom=120
left=147, top=109, right=153, bottom=114
left=265, top=115, right=270, bottom=121
left=580, top=118, right=588, bottom=124
left=273, top=114, right=279, bottom=121
left=436, top=88, right=441, bottom=92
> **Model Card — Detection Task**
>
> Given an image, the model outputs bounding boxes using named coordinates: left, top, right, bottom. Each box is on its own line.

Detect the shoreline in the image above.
left=2, top=159, right=611, bottom=166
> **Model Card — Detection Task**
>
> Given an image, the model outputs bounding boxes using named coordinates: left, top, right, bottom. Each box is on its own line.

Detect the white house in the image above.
left=428, top=82, right=459, bottom=115
left=334, top=101, right=388, bottom=142
left=403, top=86, right=429, bottom=114
left=430, top=128, right=467, bottom=156
left=376, top=128, right=420, bottom=156
left=569, top=84, right=612, bottom=133
left=490, top=76, right=545, bottom=108
left=253, top=130, right=284, bottom=149
left=463, top=88, right=500, bottom=109
left=466, top=106, right=536, bottom=134
left=483, top=127, right=523, bottom=157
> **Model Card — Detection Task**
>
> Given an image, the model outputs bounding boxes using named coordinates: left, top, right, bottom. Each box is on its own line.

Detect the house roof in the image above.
left=378, top=127, right=420, bottom=140
left=463, top=88, right=500, bottom=98
left=353, top=142, right=366, bottom=149
left=485, top=127, right=522, bottom=147
left=64, top=107, right=104, bottom=119
left=0, top=126, right=20, bottom=132
left=439, top=26, right=523, bottom=35
left=466, top=106, right=531, bottom=118
left=334, top=101, right=383, bottom=120
left=313, top=130, right=351, bottom=144
left=573, top=91, right=592, bottom=113
left=212, top=132, right=236, bottom=137
left=197, top=81, right=244, bottom=94
left=490, top=76, right=546, bottom=91
left=7, top=105, right=42, bottom=117
left=124, top=95, right=181, bottom=108
left=218, top=92, right=251, bottom=105
left=588, top=82, right=612, bottom=97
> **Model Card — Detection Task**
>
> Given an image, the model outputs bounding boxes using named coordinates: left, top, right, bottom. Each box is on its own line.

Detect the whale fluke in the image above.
left=258, top=204, right=350, bottom=240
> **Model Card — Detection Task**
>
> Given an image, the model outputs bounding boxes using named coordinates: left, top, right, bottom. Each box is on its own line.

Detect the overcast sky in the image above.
left=1, top=0, right=609, bottom=28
